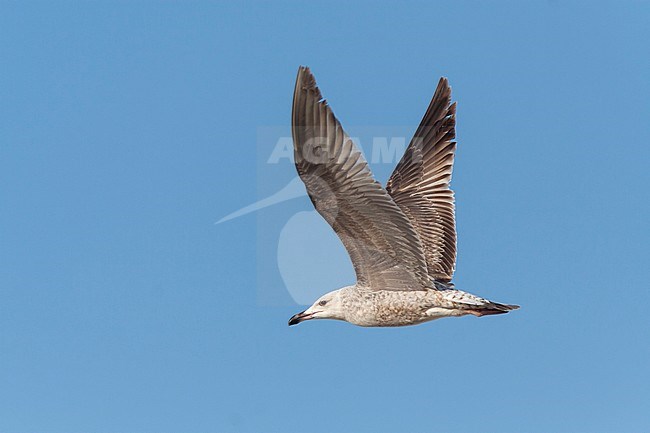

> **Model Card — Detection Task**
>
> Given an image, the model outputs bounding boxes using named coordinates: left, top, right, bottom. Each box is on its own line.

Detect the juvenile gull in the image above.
left=288, top=66, right=519, bottom=327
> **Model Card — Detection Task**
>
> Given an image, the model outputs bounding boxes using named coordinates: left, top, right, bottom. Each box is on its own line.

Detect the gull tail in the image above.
left=441, top=290, right=520, bottom=317
left=469, top=302, right=520, bottom=317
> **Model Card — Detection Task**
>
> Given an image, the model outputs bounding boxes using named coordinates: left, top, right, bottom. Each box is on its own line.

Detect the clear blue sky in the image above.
left=2, top=1, right=649, bottom=432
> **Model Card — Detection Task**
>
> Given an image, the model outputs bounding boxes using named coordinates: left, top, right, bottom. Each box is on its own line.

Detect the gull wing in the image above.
left=292, top=67, right=430, bottom=291
left=386, top=78, right=457, bottom=282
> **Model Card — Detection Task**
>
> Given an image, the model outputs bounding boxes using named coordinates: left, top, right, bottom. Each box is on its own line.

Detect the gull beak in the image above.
left=288, top=310, right=314, bottom=326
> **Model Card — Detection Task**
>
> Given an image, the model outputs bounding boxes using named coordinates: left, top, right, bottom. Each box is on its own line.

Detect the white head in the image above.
left=288, top=289, right=345, bottom=326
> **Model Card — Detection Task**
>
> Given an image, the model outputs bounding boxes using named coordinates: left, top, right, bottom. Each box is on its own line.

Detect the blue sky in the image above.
left=1, top=1, right=650, bottom=432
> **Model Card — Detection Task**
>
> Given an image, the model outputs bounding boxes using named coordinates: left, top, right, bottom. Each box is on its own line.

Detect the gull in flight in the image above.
left=288, top=67, right=519, bottom=327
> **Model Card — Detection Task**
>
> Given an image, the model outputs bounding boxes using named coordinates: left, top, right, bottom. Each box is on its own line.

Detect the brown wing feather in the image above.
left=386, top=77, right=457, bottom=282
left=292, top=67, right=430, bottom=291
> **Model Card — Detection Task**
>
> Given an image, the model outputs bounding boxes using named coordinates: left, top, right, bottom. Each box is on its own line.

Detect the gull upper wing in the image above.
left=386, top=78, right=457, bottom=282
left=291, top=67, right=430, bottom=291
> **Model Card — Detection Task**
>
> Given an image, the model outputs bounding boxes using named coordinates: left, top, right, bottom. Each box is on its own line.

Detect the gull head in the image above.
left=288, top=289, right=345, bottom=326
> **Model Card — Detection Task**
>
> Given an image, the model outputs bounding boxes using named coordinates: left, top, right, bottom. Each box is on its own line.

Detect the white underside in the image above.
left=425, top=307, right=469, bottom=319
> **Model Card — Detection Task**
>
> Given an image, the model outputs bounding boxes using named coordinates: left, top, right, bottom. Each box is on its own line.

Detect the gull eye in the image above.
left=318, top=300, right=328, bottom=306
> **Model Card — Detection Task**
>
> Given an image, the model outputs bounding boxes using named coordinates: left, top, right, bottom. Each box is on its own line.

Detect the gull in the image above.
left=288, top=67, right=519, bottom=327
